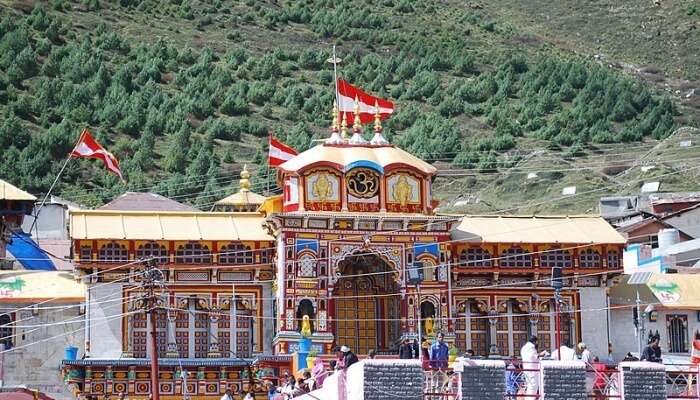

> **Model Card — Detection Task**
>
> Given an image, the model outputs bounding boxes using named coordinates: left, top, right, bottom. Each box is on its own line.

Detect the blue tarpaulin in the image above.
left=6, top=232, right=56, bottom=270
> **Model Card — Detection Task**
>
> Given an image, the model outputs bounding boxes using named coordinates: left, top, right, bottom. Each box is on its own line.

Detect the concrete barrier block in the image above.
left=459, top=359, right=505, bottom=400
left=539, top=360, right=587, bottom=400
left=619, top=361, right=666, bottom=400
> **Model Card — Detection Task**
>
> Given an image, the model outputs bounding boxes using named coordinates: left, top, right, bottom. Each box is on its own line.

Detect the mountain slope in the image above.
left=0, top=0, right=697, bottom=212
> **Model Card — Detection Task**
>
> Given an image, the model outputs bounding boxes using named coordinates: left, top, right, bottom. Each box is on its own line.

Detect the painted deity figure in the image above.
left=424, top=316, right=435, bottom=337
left=312, top=173, right=333, bottom=202
left=392, top=175, right=413, bottom=207
left=301, top=314, right=313, bottom=337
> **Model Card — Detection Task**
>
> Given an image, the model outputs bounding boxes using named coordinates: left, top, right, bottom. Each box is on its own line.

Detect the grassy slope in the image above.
left=0, top=0, right=698, bottom=213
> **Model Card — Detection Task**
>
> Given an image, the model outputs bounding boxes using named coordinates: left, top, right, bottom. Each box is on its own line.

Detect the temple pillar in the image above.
left=166, top=313, right=178, bottom=358
left=208, top=309, right=221, bottom=357
left=488, top=309, right=499, bottom=356
left=122, top=314, right=134, bottom=358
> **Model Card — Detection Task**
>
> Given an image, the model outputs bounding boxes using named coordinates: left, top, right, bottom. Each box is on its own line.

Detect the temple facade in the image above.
left=62, top=108, right=626, bottom=399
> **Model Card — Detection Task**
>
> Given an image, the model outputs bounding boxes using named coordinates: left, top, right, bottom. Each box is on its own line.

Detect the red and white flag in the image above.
left=337, top=79, right=394, bottom=124
left=268, top=135, right=298, bottom=167
left=691, top=339, right=700, bottom=364
left=70, top=129, right=124, bottom=181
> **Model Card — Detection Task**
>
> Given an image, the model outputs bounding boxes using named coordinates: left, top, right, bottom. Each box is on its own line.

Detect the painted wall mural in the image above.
left=305, top=171, right=341, bottom=211
left=387, top=173, right=421, bottom=212
left=346, top=168, right=381, bottom=212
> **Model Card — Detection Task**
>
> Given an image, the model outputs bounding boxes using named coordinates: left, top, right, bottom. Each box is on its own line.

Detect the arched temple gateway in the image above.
left=62, top=105, right=626, bottom=399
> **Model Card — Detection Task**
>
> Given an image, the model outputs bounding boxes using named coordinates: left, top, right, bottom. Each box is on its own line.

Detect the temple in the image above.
left=62, top=104, right=626, bottom=399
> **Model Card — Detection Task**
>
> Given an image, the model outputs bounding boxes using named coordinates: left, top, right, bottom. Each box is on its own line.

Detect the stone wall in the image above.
left=347, top=359, right=423, bottom=400
left=88, top=281, right=124, bottom=358
left=1, top=306, right=83, bottom=400
left=458, top=359, right=504, bottom=400
left=539, top=360, right=587, bottom=400
left=619, top=361, right=666, bottom=400
left=578, top=287, right=609, bottom=358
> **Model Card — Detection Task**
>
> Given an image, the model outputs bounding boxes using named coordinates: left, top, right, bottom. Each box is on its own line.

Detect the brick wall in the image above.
left=539, top=360, right=587, bottom=400
left=458, top=359, right=505, bottom=400
left=619, top=361, right=666, bottom=400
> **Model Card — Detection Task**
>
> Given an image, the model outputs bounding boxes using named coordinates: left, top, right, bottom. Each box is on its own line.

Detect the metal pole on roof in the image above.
left=636, top=290, right=643, bottom=357
left=233, top=283, right=238, bottom=358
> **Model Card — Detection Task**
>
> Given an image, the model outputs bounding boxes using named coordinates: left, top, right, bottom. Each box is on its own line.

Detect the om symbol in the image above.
left=346, top=168, right=379, bottom=198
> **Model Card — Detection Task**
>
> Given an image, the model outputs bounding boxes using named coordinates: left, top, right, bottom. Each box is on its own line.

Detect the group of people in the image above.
left=398, top=332, right=451, bottom=369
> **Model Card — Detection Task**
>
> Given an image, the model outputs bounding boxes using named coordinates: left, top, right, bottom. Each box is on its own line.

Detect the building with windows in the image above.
left=62, top=111, right=626, bottom=399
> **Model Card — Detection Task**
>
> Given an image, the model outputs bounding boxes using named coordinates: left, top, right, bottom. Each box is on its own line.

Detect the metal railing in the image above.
left=505, top=360, right=539, bottom=399
left=420, top=361, right=700, bottom=400
left=423, top=368, right=460, bottom=400
left=666, top=364, right=700, bottom=399
left=586, top=363, right=621, bottom=399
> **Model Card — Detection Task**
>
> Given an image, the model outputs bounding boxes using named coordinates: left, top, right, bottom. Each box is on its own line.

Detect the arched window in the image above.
left=219, top=243, right=253, bottom=265
left=459, top=247, right=492, bottom=267
left=500, top=247, right=532, bottom=267
left=79, top=245, right=92, bottom=262
left=540, top=249, right=572, bottom=268
left=0, top=314, right=12, bottom=349
left=296, top=299, right=315, bottom=333
left=136, top=242, right=168, bottom=262
left=298, top=255, right=317, bottom=278
left=667, top=315, right=688, bottom=353
left=175, top=242, right=211, bottom=264
left=98, top=242, right=128, bottom=263
left=607, top=250, right=620, bottom=269
left=579, top=249, right=601, bottom=268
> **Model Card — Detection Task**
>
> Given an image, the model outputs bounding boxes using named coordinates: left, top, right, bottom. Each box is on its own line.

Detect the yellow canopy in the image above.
left=0, top=271, right=84, bottom=302
left=0, top=179, right=36, bottom=201
left=451, top=215, right=627, bottom=244
left=611, top=273, right=700, bottom=310
left=70, top=210, right=272, bottom=241
left=646, top=273, right=700, bottom=309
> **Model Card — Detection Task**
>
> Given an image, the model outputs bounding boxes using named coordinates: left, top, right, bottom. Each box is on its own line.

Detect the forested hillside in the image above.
left=0, top=1, right=697, bottom=211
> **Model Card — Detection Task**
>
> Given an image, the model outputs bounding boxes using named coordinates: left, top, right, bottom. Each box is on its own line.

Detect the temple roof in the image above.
left=215, top=165, right=266, bottom=207
left=70, top=210, right=272, bottom=241
left=0, top=179, right=36, bottom=201
left=277, top=144, right=437, bottom=176
left=99, top=192, right=197, bottom=212
left=451, top=215, right=627, bottom=244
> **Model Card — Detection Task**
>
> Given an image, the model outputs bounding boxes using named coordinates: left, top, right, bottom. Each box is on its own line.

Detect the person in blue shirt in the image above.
left=430, top=332, right=449, bottom=369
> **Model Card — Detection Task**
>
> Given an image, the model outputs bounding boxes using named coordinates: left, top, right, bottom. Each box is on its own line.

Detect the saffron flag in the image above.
left=70, top=129, right=124, bottom=181
left=337, top=79, right=394, bottom=124
left=268, top=135, right=298, bottom=167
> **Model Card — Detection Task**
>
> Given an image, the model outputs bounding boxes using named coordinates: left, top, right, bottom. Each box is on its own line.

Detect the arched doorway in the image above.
left=333, top=253, right=400, bottom=354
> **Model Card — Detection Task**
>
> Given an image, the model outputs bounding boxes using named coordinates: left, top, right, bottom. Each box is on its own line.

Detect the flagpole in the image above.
left=332, top=45, right=340, bottom=111
left=28, top=154, right=72, bottom=236
left=27, top=129, right=87, bottom=235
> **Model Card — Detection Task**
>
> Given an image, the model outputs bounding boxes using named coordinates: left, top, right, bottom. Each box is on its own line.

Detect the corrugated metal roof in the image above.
left=98, top=192, right=198, bottom=212
left=451, top=215, right=627, bottom=244
left=70, top=210, right=272, bottom=241
left=0, top=179, right=36, bottom=201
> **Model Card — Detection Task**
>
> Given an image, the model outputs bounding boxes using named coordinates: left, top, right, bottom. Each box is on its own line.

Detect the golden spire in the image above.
left=370, top=100, right=389, bottom=145
left=326, top=102, right=343, bottom=144
left=349, top=96, right=368, bottom=145
left=340, top=110, right=348, bottom=140
left=374, top=100, right=382, bottom=133
left=331, top=103, right=339, bottom=132
left=353, top=96, right=362, bottom=133
left=239, top=164, right=251, bottom=192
